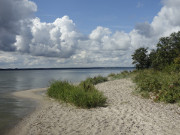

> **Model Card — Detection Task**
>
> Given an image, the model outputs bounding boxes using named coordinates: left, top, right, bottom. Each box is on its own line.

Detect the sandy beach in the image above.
left=8, top=78, right=180, bottom=135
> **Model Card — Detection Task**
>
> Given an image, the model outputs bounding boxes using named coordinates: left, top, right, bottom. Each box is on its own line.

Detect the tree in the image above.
left=132, top=47, right=150, bottom=70
left=151, top=31, right=180, bottom=69
left=149, top=49, right=156, bottom=68
left=132, top=31, right=180, bottom=70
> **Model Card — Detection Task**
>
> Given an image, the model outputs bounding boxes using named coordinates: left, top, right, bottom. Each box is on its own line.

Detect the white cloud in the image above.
left=15, top=16, right=82, bottom=58
left=89, top=26, right=111, bottom=41
left=1, top=0, right=180, bottom=68
left=151, top=1, right=180, bottom=37
left=103, top=31, right=131, bottom=50
left=0, top=0, right=36, bottom=51
left=130, top=0, right=180, bottom=50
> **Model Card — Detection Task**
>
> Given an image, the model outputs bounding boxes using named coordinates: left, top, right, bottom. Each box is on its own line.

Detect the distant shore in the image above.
left=0, top=67, right=135, bottom=71
left=8, top=78, right=180, bottom=135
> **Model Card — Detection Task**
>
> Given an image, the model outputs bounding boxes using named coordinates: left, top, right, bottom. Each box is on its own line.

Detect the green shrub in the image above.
left=80, top=75, right=108, bottom=86
left=47, top=80, right=107, bottom=108
left=134, top=70, right=161, bottom=93
left=174, top=56, right=180, bottom=64
left=162, top=63, right=180, bottom=73
left=134, top=69, right=180, bottom=104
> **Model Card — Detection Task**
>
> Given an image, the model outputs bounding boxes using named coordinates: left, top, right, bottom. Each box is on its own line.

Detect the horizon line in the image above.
left=0, top=67, right=135, bottom=70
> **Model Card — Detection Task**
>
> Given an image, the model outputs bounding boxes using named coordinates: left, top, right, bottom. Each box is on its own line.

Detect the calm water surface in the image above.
left=0, top=68, right=134, bottom=134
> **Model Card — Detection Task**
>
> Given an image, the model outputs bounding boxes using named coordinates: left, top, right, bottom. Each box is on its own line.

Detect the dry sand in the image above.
left=8, top=78, right=180, bottom=135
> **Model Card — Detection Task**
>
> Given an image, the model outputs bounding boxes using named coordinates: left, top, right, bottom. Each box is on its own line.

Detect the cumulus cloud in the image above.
left=15, top=16, right=82, bottom=58
left=89, top=26, right=111, bottom=41
left=1, top=0, right=180, bottom=67
left=151, top=1, right=180, bottom=37
left=0, top=0, right=36, bottom=51
left=129, top=0, right=180, bottom=51
left=135, top=22, right=154, bottom=37
left=89, top=27, right=130, bottom=51
left=0, top=0, right=82, bottom=58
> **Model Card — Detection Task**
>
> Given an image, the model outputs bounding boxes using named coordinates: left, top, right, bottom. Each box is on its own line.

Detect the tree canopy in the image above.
left=132, top=31, right=180, bottom=70
left=132, top=47, right=150, bottom=70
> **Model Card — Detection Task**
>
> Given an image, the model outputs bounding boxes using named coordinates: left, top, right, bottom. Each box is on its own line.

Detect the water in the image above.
left=0, top=67, right=134, bottom=134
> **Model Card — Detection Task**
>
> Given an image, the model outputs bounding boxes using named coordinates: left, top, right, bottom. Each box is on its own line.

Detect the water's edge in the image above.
left=0, top=68, right=135, bottom=134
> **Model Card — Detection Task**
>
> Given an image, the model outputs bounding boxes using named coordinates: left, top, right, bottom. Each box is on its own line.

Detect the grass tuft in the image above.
left=80, top=75, right=108, bottom=86
left=47, top=77, right=107, bottom=108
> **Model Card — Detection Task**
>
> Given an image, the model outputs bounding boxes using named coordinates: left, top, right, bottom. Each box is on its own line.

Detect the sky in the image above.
left=0, top=0, right=180, bottom=68
left=30, top=0, right=161, bottom=33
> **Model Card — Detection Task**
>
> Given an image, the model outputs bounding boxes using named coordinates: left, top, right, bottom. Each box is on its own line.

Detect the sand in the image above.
left=8, top=78, right=180, bottom=135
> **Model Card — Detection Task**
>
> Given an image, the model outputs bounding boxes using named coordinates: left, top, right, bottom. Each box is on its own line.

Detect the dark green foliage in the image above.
left=132, top=31, right=180, bottom=70
left=47, top=77, right=107, bottom=108
left=153, top=31, right=180, bottom=69
left=134, top=69, right=180, bottom=103
left=162, top=63, right=180, bottom=73
left=149, top=49, right=157, bottom=69
left=151, top=36, right=177, bottom=69
left=132, top=47, right=150, bottom=70
left=174, top=56, right=180, bottom=64
left=134, top=70, right=161, bottom=92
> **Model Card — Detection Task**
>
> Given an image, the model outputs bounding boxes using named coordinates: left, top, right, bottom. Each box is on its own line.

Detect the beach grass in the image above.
left=47, top=78, right=107, bottom=108
left=80, top=75, right=108, bottom=86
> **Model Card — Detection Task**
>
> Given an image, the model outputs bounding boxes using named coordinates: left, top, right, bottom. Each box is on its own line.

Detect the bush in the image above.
left=80, top=75, right=108, bottom=86
left=134, top=69, right=180, bottom=103
left=163, top=63, right=180, bottom=73
left=47, top=80, right=107, bottom=108
left=134, top=70, right=161, bottom=93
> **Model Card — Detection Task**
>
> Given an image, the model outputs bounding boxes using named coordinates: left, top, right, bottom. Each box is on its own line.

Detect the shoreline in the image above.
left=5, top=88, right=47, bottom=135
left=6, top=88, right=48, bottom=135
left=8, top=78, right=180, bottom=135
left=11, top=88, right=47, bottom=101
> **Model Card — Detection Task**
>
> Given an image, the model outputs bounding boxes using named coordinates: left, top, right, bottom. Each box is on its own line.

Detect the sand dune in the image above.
left=8, top=79, right=180, bottom=135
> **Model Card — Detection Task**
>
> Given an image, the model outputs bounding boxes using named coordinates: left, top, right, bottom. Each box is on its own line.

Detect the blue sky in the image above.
left=0, top=0, right=180, bottom=68
left=32, top=0, right=162, bottom=33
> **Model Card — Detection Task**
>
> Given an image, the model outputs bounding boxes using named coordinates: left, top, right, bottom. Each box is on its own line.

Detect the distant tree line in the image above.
left=132, top=31, right=180, bottom=70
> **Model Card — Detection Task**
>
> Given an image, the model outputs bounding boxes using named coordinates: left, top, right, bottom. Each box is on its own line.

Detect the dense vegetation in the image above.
left=132, top=31, right=180, bottom=104
left=47, top=76, right=108, bottom=108
left=134, top=69, right=180, bottom=103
